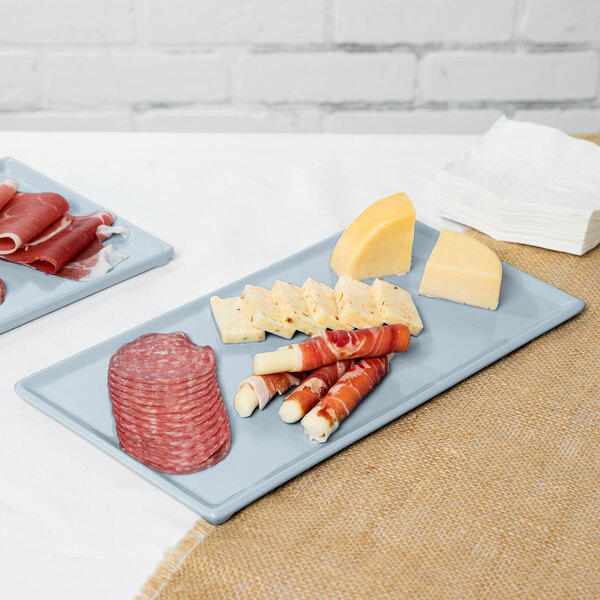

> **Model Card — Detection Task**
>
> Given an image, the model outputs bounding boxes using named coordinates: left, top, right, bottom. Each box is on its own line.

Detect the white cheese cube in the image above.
left=242, top=284, right=295, bottom=339
left=209, top=295, right=265, bottom=344
left=334, top=276, right=383, bottom=329
left=371, top=278, right=423, bottom=336
left=271, top=280, right=324, bottom=335
left=301, top=278, right=353, bottom=331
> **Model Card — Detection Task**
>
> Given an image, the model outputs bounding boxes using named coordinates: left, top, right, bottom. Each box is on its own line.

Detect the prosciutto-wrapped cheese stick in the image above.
left=234, top=371, right=308, bottom=417
left=301, top=355, right=391, bottom=443
left=253, top=323, right=409, bottom=375
left=279, top=360, right=354, bottom=423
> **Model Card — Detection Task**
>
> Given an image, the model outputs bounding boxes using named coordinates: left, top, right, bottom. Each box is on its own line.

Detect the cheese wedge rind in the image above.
left=418, top=229, right=502, bottom=310
left=209, top=295, right=266, bottom=344
left=371, top=278, right=423, bottom=336
left=329, top=193, right=416, bottom=279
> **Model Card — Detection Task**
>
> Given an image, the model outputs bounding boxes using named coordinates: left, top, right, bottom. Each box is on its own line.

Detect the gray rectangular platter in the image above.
left=15, top=222, right=584, bottom=524
left=0, top=156, right=173, bottom=334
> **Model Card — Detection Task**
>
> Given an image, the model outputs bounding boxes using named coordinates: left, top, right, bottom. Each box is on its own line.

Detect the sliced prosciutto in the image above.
left=234, top=370, right=309, bottom=417
left=0, top=279, right=4, bottom=304
left=1, top=210, right=116, bottom=275
left=0, top=192, right=69, bottom=254
left=301, top=355, right=391, bottom=443
left=253, top=324, right=410, bottom=375
left=0, top=178, right=18, bottom=212
left=279, top=360, right=354, bottom=423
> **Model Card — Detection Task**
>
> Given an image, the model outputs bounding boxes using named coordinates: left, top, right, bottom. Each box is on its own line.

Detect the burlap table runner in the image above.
left=136, top=228, right=599, bottom=600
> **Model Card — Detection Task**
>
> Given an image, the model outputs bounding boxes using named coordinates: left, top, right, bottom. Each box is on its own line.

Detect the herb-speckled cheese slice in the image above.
left=334, top=276, right=383, bottom=329
left=301, top=278, right=353, bottom=331
left=242, top=284, right=296, bottom=339
left=371, top=278, right=423, bottom=336
left=210, top=295, right=265, bottom=343
left=271, top=280, right=324, bottom=335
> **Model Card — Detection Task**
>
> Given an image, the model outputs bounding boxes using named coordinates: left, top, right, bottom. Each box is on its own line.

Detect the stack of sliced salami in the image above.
left=108, top=332, right=231, bottom=475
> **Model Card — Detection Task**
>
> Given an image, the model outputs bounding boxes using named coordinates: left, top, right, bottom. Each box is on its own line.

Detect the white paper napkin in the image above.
left=436, top=116, right=600, bottom=255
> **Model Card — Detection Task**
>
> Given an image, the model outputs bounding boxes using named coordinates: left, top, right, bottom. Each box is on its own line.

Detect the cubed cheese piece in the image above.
left=271, top=280, right=324, bottom=335
left=334, top=275, right=383, bottom=329
left=330, top=193, right=416, bottom=280
left=418, top=229, right=502, bottom=310
left=242, top=284, right=296, bottom=339
left=371, top=278, right=423, bottom=336
left=301, top=278, right=353, bottom=331
left=210, top=295, right=265, bottom=344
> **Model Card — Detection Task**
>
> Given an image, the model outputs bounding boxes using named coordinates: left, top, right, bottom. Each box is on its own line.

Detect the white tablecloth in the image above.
left=0, top=132, right=476, bottom=599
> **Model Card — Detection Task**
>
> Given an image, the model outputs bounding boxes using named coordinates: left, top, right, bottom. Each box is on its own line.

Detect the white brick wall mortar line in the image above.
left=1, top=41, right=600, bottom=53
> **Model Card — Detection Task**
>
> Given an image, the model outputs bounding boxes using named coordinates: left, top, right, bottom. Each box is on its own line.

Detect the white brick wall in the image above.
left=334, top=0, right=516, bottom=44
left=0, top=0, right=600, bottom=134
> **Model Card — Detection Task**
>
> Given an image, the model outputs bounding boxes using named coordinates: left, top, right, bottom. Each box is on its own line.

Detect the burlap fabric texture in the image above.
left=135, top=226, right=599, bottom=600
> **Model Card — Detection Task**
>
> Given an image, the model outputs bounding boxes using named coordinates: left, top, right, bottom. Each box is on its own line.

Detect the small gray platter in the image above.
left=15, top=222, right=584, bottom=524
left=0, top=157, right=173, bottom=334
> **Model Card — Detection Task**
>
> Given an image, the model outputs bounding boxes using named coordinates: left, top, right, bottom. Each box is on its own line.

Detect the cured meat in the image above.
left=0, top=279, right=4, bottom=304
left=1, top=210, right=115, bottom=274
left=109, top=332, right=216, bottom=385
left=253, top=324, right=410, bottom=375
left=279, top=360, right=354, bottom=423
left=0, top=180, right=129, bottom=280
left=0, top=178, right=17, bottom=211
left=0, top=192, right=69, bottom=254
left=234, top=370, right=309, bottom=417
left=108, top=332, right=231, bottom=475
left=301, top=355, right=391, bottom=443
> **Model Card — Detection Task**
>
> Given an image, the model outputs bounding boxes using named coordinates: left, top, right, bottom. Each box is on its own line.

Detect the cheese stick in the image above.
left=301, top=355, right=392, bottom=443
left=279, top=360, right=354, bottom=423
left=253, top=323, right=409, bottom=375
left=234, top=371, right=308, bottom=417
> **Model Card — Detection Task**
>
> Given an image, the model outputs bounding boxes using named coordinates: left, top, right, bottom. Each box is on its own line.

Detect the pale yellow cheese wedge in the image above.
left=301, top=277, right=353, bottom=331
left=242, top=284, right=296, bottom=339
left=371, top=278, right=423, bottom=336
left=418, top=229, right=502, bottom=310
left=271, top=280, right=324, bottom=335
left=209, top=295, right=266, bottom=344
left=330, top=193, right=416, bottom=280
left=334, top=275, right=383, bottom=329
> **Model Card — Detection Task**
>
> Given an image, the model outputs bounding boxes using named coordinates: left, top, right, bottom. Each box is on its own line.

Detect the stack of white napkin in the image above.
left=436, top=116, right=600, bottom=255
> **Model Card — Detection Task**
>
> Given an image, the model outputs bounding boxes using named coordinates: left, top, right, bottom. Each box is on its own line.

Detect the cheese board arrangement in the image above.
left=15, top=192, right=584, bottom=523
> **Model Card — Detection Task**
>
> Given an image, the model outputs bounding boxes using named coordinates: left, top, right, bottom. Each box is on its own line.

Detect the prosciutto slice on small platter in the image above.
left=0, top=178, right=18, bottom=212
left=0, top=192, right=69, bottom=254
left=2, top=210, right=116, bottom=274
left=0, top=179, right=129, bottom=287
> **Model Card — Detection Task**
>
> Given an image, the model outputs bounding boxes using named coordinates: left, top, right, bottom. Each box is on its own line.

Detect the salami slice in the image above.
left=109, top=332, right=216, bottom=385
left=108, top=332, right=231, bottom=474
